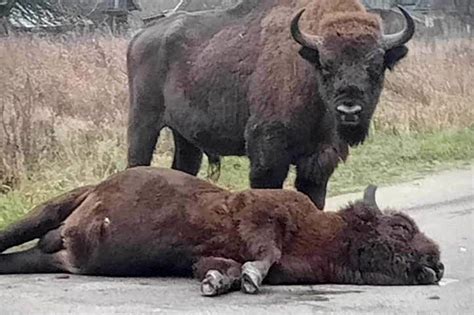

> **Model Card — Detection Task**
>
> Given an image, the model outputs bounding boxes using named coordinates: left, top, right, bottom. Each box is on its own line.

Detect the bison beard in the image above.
left=338, top=122, right=369, bottom=146
left=0, top=168, right=443, bottom=296
left=126, top=0, right=415, bottom=209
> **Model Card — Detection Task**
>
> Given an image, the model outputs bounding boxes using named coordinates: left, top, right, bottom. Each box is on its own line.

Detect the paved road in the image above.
left=1, top=168, right=473, bottom=314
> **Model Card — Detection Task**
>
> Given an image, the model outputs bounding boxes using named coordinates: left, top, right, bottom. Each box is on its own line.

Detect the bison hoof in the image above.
left=200, top=270, right=226, bottom=297
left=241, top=263, right=262, bottom=294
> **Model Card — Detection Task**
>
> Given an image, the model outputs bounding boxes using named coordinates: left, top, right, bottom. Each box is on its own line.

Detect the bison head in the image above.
left=291, top=7, right=414, bottom=146
left=335, top=186, right=444, bottom=285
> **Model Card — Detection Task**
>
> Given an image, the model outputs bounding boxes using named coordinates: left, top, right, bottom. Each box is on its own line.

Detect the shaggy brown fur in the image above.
left=0, top=168, right=443, bottom=296
left=127, top=0, right=414, bottom=210
left=249, top=0, right=382, bottom=118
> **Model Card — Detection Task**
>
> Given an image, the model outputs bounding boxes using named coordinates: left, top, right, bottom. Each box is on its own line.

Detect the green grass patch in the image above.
left=1, top=127, right=473, bottom=230
left=207, top=127, right=474, bottom=194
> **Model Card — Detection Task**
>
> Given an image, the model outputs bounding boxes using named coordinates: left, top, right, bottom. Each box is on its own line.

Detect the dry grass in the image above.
left=0, top=35, right=472, bottom=194
left=0, top=36, right=129, bottom=190
left=378, top=39, right=474, bottom=132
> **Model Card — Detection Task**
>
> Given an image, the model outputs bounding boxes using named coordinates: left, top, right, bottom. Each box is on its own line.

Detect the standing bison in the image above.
left=126, top=0, right=415, bottom=209
left=0, top=167, right=443, bottom=296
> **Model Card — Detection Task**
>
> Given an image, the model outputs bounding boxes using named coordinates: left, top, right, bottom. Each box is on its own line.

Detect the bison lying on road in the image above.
left=0, top=168, right=443, bottom=296
left=127, top=0, right=415, bottom=209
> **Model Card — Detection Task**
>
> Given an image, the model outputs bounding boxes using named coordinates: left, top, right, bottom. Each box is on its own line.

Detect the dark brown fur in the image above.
left=0, top=168, right=443, bottom=296
left=248, top=0, right=382, bottom=118
left=126, top=0, right=414, bottom=210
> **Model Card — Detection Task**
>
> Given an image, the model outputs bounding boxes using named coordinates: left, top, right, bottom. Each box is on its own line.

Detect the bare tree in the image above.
left=453, top=0, right=472, bottom=14
left=139, top=0, right=238, bottom=12
left=142, top=0, right=239, bottom=25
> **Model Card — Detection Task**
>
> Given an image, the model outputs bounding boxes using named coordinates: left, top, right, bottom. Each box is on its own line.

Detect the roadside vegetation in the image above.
left=1, top=36, right=473, bottom=229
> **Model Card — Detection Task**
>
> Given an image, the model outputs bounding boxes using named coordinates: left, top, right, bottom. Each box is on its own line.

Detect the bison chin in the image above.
left=334, top=258, right=444, bottom=285
left=338, top=266, right=442, bottom=285
left=337, top=120, right=370, bottom=146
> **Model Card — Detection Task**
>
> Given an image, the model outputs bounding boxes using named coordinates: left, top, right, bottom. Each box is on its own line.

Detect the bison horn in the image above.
left=381, top=6, right=415, bottom=50
left=291, top=9, right=323, bottom=51
left=363, top=185, right=380, bottom=212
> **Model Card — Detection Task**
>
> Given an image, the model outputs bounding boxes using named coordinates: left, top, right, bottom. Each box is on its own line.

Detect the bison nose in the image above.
left=436, top=262, right=445, bottom=281
left=336, top=104, right=362, bottom=115
left=417, top=266, right=437, bottom=284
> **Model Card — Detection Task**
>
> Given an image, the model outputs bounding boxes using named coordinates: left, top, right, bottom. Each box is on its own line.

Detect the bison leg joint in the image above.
left=201, top=270, right=232, bottom=297
left=241, top=262, right=264, bottom=294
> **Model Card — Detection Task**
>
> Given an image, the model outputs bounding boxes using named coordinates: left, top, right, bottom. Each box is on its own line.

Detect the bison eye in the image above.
left=367, top=63, right=384, bottom=80
left=424, top=255, right=441, bottom=267
left=319, top=58, right=336, bottom=71
left=320, top=67, right=332, bottom=77
left=393, top=224, right=410, bottom=232
left=390, top=223, right=413, bottom=241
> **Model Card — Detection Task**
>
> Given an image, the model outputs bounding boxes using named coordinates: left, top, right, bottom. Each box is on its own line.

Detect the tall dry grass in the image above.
left=378, top=39, right=473, bottom=133
left=1, top=36, right=129, bottom=191
left=0, top=35, right=473, bottom=192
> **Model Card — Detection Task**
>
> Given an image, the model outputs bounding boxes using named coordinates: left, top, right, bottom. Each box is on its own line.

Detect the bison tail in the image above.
left=206, top=154, right=221, bottom=183
left=0, top=186, right=93, bottom=253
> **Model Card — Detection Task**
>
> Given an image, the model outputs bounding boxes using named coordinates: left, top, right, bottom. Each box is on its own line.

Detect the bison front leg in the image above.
left=295, top=144, right=347, bottom=209
left=294, top=174, right=329, bottom=210
left=238, top=212, right=283, bottom=294
left=171, top=130, right=203, bottom=176
left=246, top=121, right=291, bottom=189
left=241, top=258, right=279, bottom=294
left=193, top=257, right=242, bottom=297
left=127, top=66, right=165, bottom=168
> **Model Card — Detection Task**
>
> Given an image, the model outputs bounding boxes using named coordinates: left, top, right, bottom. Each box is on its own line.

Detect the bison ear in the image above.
left=384, top=45, right=408, bottom=71
left=298, top=47, right=321, bottom=66
left=341, top=202, right=380, bottom=224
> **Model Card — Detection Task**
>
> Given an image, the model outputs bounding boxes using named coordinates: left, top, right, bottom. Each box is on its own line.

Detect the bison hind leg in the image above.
left=0, top=246, right=72, bottom=274
left=0, top=186, right=91, bottom=253
left=171, top=131, right=203, bottom=175
left=37, top=226, right=64, bottom=253
left=193, top=257, right=241, bottom=297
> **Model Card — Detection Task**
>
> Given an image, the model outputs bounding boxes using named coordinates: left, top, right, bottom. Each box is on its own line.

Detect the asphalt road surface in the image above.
left=1, top=167, right=473, bottom=314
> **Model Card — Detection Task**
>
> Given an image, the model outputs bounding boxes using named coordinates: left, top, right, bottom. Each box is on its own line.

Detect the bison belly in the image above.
left=163, top=73, right=249, bottom=156
left=62, top=218, right=198, bottom=276
left=84, top=243, right=196, bottom=277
